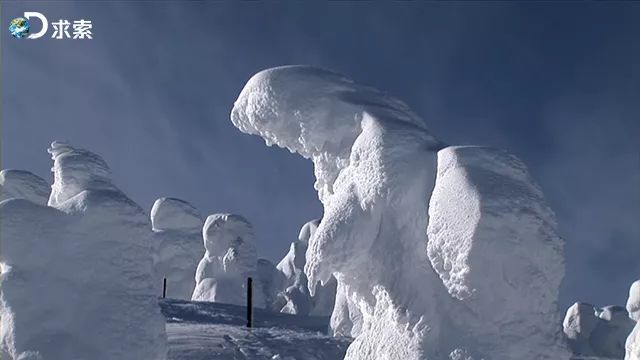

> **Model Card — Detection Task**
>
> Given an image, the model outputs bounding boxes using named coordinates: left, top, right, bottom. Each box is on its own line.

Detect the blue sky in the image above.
left=2, top=1, right=638, bottom=308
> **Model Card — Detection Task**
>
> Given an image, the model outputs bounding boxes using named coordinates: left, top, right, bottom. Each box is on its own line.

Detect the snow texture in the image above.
left=564, top=302, right=634, bottom=359
left=428, top=145, right=569, bottom=359
left=151, top=197, right=204, bottom=300
left=160, top=299, right=349, bottom=360
left=626, top=281, right=640, bottom=360
left=0, top=141, right=166, bottom=360
left=231, top=65, right=569, bottom=359
left=276, top=240, right=313, bottom=315
left=0, top=169, right=49, bottom=204
left=192, top=213, right=257, bottom=306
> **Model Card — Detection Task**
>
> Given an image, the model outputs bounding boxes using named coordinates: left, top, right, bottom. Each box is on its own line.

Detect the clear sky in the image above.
left=2, top=1, right=638, bottom=308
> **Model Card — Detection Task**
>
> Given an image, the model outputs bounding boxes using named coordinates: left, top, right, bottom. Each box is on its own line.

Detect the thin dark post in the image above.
left=247, top=277, right=253, bottom=328
left=162, top=277, right=167, bottom=299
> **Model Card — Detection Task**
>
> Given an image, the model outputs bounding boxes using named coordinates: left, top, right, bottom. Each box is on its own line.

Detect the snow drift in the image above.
left=0, top=169, right=49, bottom=204
left=0, top=141, right=166, bottom=360
left=151, top=197, right=204, bottom=300
left=192, top=213, right=257, bottom=306
left=231, top=65, right=569, bottom=359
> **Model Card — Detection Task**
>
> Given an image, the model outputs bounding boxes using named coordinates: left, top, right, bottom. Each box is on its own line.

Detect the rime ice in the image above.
left=192, top=214, right=257, bottom=306
left=0, top=141, right=166, bottom=360
left=231, top=65, right=569, bottom=359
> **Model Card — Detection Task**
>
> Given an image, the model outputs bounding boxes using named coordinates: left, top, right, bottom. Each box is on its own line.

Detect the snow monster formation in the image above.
left=151, top=197, right=204, bottom=300
left=192, top=213, right=257, bottom=306
left=231, top=66, right=569, bottom=359
left=0, top=169, right=49, bottom=204
left=275, top=218, right=337, bottom=316
left=0, top=141, right=166, bottom=360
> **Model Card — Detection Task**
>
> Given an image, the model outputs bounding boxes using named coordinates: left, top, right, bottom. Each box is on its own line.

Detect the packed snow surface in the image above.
left=232, top=65, right=569, bottom=359
left=192, top=213, right=257, bottom=306
left=0, top=141, right=166, bottom=360
left=0, top=169, right=49, bottom=204
left=161, top=299, right=350, bottom=360
left=151, top=197, right=204, bottom=300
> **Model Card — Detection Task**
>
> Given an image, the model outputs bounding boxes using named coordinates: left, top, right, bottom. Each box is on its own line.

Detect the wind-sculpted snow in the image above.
left=0, top=141, right=166, bottom=360
left=232, top=66, right=569, bottom=359
left=277, top=240, right=313, bottom=315
left=192, top=214, right=257, bottom=306
left=151, top=197, right=204, bottom=300
left=0, top=169, right=49, bottom=205
left=428, top=145, right=569, bottom=359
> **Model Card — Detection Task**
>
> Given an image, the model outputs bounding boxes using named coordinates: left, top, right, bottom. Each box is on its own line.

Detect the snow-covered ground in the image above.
left=161, top=299, right=350, bottom=360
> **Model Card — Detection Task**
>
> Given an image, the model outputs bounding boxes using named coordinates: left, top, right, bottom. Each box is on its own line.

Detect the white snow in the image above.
left=0, top=141, right=166, bottom=360
left=626, top=281, right=640, bottom=360
left=231, top=65, right=569, bottom=359
left=151, top=197, right=204, bottom=300
left=160, top=298, right=349, bottom=360
left=0, top=169, right=49, bottom=204
left=428, top=145, right=569, bottom=359
left=192, top=213, right=257, bottom=306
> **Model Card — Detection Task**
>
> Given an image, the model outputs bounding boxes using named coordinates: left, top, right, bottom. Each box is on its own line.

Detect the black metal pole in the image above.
left=162, top=277, right=167, bottom=299
left=247, top=277, right=253, bottom=328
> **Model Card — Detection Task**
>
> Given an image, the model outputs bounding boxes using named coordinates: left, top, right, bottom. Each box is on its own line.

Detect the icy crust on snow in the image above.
left=0, top=142, right=166, bottom=360
left=192, top=214, right=257, bottom=306
left=428, top=145, right=568, bottom=359
left=232, top=66, right=569, bottom=359
left=151, top=197, right=204, bottom=300
left=563, top=303, right=634, bottom=359
left=0, top=169, right=49, bottom=204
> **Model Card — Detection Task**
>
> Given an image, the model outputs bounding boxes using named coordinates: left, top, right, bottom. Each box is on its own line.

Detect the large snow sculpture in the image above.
left=151, top=197, right=204, bottom=300
left=192, top=213, right=257, bottom=306
left=428, top=145, right=569, bottom=359
left=231, top=65, right=569, bottom=359
left=0, top=141, right=166, bottom=360
left=0, top=169, right=49, bottom=204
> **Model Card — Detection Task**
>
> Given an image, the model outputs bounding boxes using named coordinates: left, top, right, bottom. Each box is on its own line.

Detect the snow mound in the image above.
left=0, top=141, right=166, bottom=360
left=428, top=145, right=568, bottom=359
left=192, top=214, right=257, bottom=306
left=564, top=302, right=634, bottom=359
left=151, top=197, right=203, bottom=231
left=231, top=66, right=569, bottom=359
left=0, top=169, right=49, bottom=204
left=151, top=197, right=204, bottom=300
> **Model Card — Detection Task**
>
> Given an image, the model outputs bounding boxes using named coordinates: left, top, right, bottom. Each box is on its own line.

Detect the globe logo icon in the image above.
left=9, top=17, right=30, bottom=38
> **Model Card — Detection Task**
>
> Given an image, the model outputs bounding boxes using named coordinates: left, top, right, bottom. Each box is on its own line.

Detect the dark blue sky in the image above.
left=2, top=1, right=638, bottom=308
